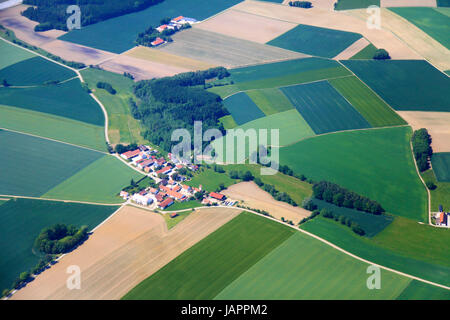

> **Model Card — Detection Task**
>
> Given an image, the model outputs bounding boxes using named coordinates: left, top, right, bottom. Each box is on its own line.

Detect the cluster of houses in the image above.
left=151, top=15, right=198, bottom=47
left=436, top=205, right=450, bottom=227
left=118, top=145, right=232, bottom=211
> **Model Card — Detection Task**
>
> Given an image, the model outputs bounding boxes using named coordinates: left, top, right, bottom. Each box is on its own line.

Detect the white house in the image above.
left=132, top=193, right=153, bottom=206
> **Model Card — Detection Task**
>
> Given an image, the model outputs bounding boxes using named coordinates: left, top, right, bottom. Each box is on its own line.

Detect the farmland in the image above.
left=0, top=79, right=105, bottom=126
left=122, top=212, right=295, bottom=299
left=0, top=56, right=75, bottom=86
left=246, top=88, right=294, bottom=115
left=267, top=24, right=362, bottom=58
left=12, top=207, right=240, bottom=299
left=342, top=60, right=450, bottom=111
left=301, top=217, right=450, bottom=287
left=42, top=155, right=143, bottom=204
left=0, top=198, right=118, bottom=291
left=215, top=232, right=411, bottom=300
left=229, top=57, right=351, bottom=90
left=422, top=170, right=450, bottom=212
left=59, top=0, right=245, bottom=53
left=390, top=7, right=450, bottom=49
left=280, top=81, right=371, bottom=134
left=431, top=153, right=450, bottom=182
left=0, top=130, right=104, bottom=197
left=0, top=105, right=106, bottom=152
left=185, top=169, right=236, bottom=192
left=0, top=39, right=34, bottom=69
left=223, top=92, right=266, bottom=125
left=157, top=28, right=305, bottom=68
left=218, top=115, right=237, bottom=130
left=397, top=280, right=450, bottom=300
left=311, top=199, right=394, bottom=237
left=350, top=43, right=378, bottom=59
left=279, top=127, right=428, bottom=221
left=335, top=0, right=380, bottom=10
left=329, top=76, right=407, bottom=127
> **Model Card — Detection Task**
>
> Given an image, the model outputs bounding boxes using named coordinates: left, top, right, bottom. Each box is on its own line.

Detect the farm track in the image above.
left=0, top=194, right=123, bottom=206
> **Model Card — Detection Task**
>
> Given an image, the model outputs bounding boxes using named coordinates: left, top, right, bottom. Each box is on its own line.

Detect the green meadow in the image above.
left=431, top=153, right=450, bottom=182
left=0, top=198, right=118, bottom=291
left=185, top=169, right=236, bottom=192
left=223, top=92, right=266, bottom=125
left=246, top=88, right=294, bottom=115
left=422, top=170, right=450, bottom=212
left=349, top=43, right=378, bottom=60
left=0, top=39, right=34, bottom=69
left=279, top=127, right=428, bottom=221
left=335, top=0, right=379, bottom=10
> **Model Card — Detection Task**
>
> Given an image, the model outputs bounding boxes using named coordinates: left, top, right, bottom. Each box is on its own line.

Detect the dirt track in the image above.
left=11, top=206, right=238, bottom=300
left=222, top=182, right=311, bottom=224
left=380, top=0, right=436, bottom=7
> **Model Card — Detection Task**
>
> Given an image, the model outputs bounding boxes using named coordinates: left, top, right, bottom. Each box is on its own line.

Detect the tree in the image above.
left=2, top=79, right=9, bottom=87
left=373, top=49, right=391, bottom=60
left=426, top=181, right=437, bottom=190
left=241, top=171, right=254, bottom=181
left=194, top=191, right=204, bottom=201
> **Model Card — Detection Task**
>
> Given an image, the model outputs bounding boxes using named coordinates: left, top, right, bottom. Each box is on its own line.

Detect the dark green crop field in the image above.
left=223, top=92, right=266, bottom=125
left=0, top=198, right=118, bottom=291
left=431, top=153, right=450, bottom=182
left=0, top=56, right=75, bottom=86
left=267, top=24, right=362, bottom=58
left=280, top=80, right=371, bottom=134
left=0, top=79, right=105, bottom=126
left=0, top=130, right=103, bottom=197
left=341, top=60, right=450, bottom=111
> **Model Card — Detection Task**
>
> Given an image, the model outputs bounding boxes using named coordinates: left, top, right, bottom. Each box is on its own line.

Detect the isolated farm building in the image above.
left=159, top=197, right=174, bottom=209
left=151, top=37, right=165, bottom=47
left=210, top=192, right=226, bottom=201
left=132, top=193, right=153, bottom=206
left=170, top=213, right=178, bottom=218
left=121, top=149, right=140, bottom=160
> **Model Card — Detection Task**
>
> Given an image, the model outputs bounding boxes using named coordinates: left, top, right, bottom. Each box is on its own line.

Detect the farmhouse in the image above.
left=157, top=166, right=172, bottom=175
left=121, top=149, right=140, bottom=160
left=159, top=197, right=174, bottom=209
left=151, top=37, right=165, bottom=47
left=132, top=193, right=153, bottom=206
left=170, top=213, right=179, bottom=218
left=210, top=192, right=226, bottom=201
left=138, top=159, right=154, bottom=169
left=120, top=191, right=129, bottom=200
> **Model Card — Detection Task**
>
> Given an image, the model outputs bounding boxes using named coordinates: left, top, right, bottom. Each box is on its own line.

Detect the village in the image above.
left=118, top=145, right=235, bottom=215
left=150, top=15, right=198, bottom=47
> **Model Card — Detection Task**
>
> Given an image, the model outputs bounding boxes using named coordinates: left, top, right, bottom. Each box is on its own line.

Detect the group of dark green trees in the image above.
left=22, top=0, right=164, bottom=31
left=312, top=181, right=385, bottom=215
left=412, top=128, right=432, bottom=172
left=34, top=224, right=89, bottom=254
left=288, top=1, right=312, bottom=8
left=96, top=81, right=116, bottom=94
left=135, top=22, right=191, bottom=47
left=131, top=67, right=231, bottom=151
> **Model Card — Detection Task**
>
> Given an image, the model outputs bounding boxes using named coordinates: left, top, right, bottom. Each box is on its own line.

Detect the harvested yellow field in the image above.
left=346, top=8, right=450, bottom=71
left=222, top=182, right=311, bottom=224
left=334, top=38, right=370, bottom=60
left=196, top=9, right=298, bottom=43
left=380, top=0, right=436, bottom=7
left=124, top=46, right=216, bottom=71
left=397, top=112, right=450, bottom=152
left=234, top=0, right=421, bottom=60
left=98, top=54, right=189, bottom=81
left=12, top=205, right=239, bottom=300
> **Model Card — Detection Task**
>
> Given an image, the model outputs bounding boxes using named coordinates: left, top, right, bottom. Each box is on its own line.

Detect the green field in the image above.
left=229, top=57, right=351, bottom=90
left=335, top=0, right=379, bottom=10
left=329, top=76, right=407, bottom=127
left=59, top=0, right=244, bottom=53
left=185, top=169, right=236, bottom=192
left=80, top=68, right=145, bottom=145
left=123, top=212, right=294, bottom=299
left=342, top=60, right=450, bottom=111
left=246, top=88, right=294, bottom=115
left=236, top=109, right=315, bottom=146
left=279, top=127, right=428, bottom=220
left=0, top=40, right=34, bottom=70
left=218, top=115, right=238, bottom=129
left=301, top=216, right=450, bottom=287
left=0, top=130, right=104, bottom=197
left=311, top=199, right=393, bottom=237
left=390, top=7, right=450, bottom=50
left=215, top=232, right=411, bottom=299
left=0, top=78, right=105, bottom=125
left=42, top=155, right=143, bottom=203
left=162, top=200, right=202, bottom=212
left=397, top=280, right=450, bottom=300
left=422, top=170, right=450, bottom=212
left=0, top=105, right=106, bottom=152
left=280, top=80, right=371, bottom=134
left=267, top=24, right=362, bottom=58
left=0, top=56, right=75, bottom=86
left=350, top=43, right=378, bottom=60
left=0, top=198, right=118, bottom=291
left=162, top=210, right=193, bottom=229
left=431, top=152, right=450, bottom=182
left=223, top=92, right=266, bottom=125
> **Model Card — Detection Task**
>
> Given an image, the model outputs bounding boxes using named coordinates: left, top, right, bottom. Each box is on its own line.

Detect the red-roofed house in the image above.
left=156, top=166, right=172, bottom=175
left=172, top=185, right=181, bottom=192
left=151, top=37, right=165, bottom=47
left=155, top=193, right=165, bottom=202
left=172, top=16, right=184, bottom=22
left=210, top=192, right=225, bottom=201
left=138, top=159, right=154, bottom=169
left=166, top=189, right=186, bottom=201
left=156, top=24, right=168, bottom=33
left=159, top=197, right=174, bottom=209
left=121, top=149, right=140, bottom=160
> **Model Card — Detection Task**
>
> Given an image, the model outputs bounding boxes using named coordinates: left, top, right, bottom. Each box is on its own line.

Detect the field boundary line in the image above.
left=202, top=205, right=450, bottom=291
left=88, top=92, right=110, bottom=144
left=0, top=194, right=123, bottom=206
left=0, top=127, right=108, bottom=154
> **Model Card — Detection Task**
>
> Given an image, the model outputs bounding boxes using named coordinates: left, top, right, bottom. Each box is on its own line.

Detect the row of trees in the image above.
left=132, top=68, right=231, bottom=151
left=320, top=208, right=366, bottom=236
left=34, top=224, right=89, bottom=254
left=114, top=143, right=138, bottom=154
left=22, top=0, right=164, bottom=31
left=412, top=128, right=432, bottom=172
left=312, top=181, right=385, bottom=214
left=96, top=81, right=116, bottom=94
